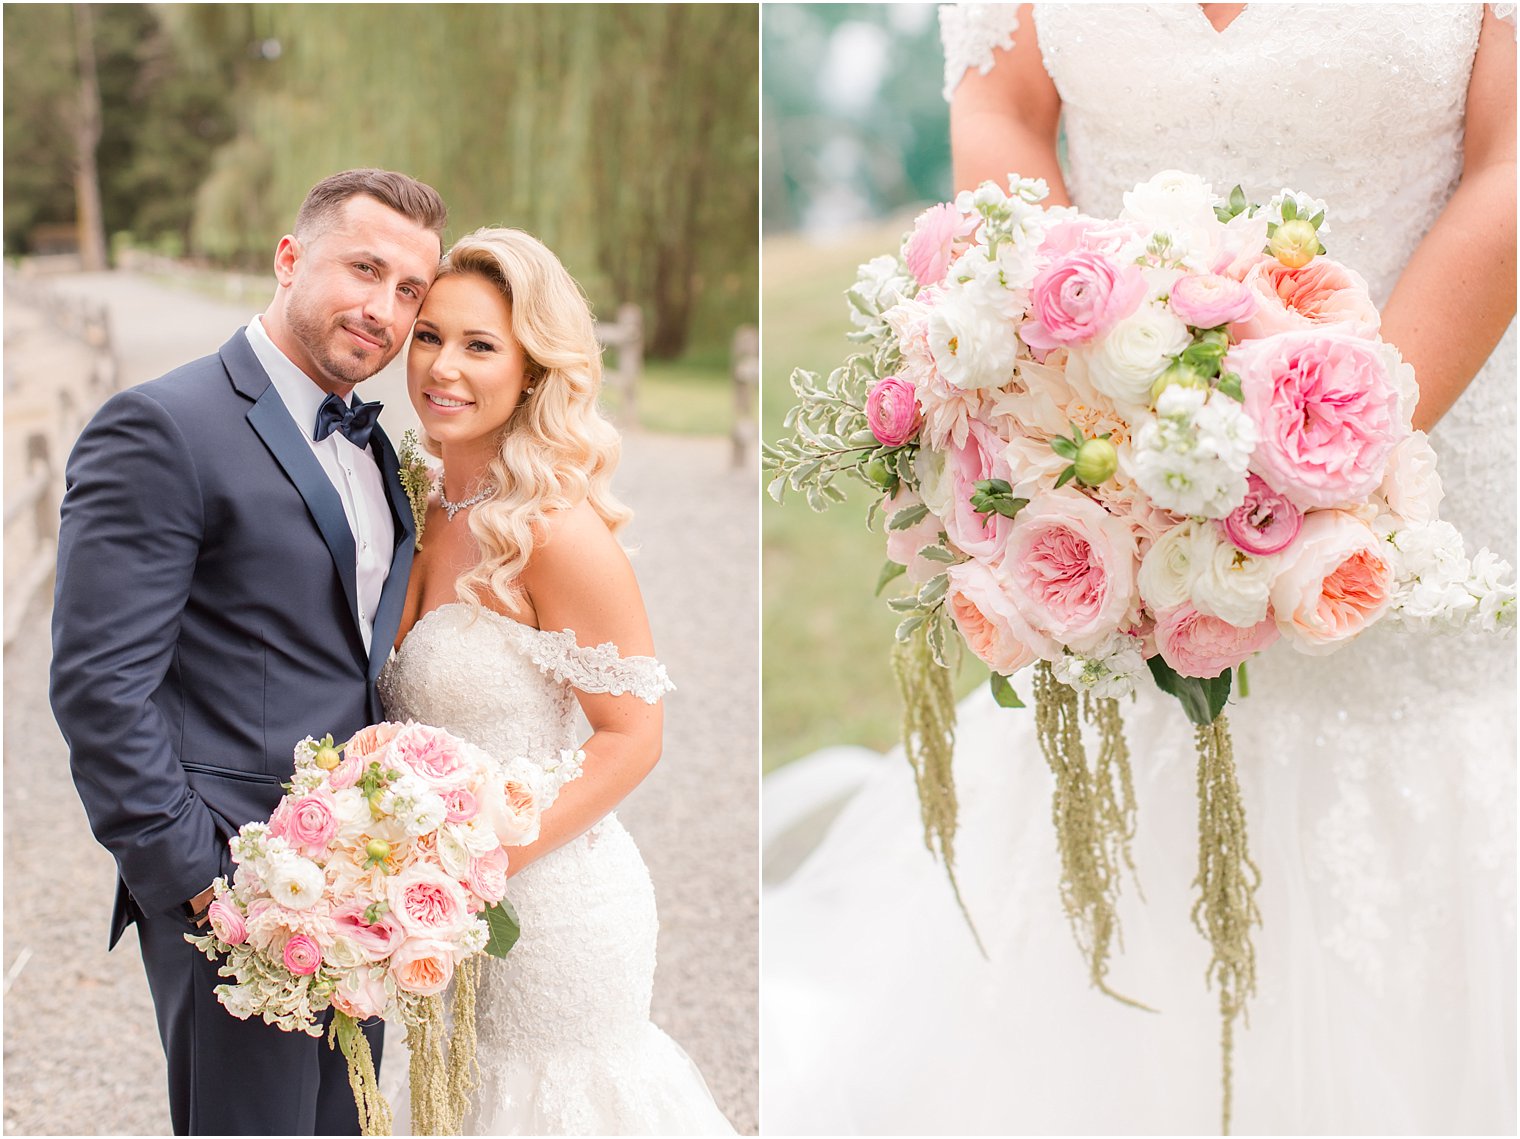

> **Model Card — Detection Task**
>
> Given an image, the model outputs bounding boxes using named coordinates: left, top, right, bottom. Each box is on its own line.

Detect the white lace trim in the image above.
left=525, top=627, right=675, bottom=704
left=940, top=3, right=1021, bottom=101
left=1491, top=3, right=1517, bottom=31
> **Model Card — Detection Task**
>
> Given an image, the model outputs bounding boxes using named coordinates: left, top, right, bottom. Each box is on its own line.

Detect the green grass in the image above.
left=763, top=221, right=986, bottom=773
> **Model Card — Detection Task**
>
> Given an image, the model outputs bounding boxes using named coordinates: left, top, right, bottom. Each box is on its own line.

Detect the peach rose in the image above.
left=389, top=938, right=456, bottom=996
left=1230, top=255, right=1380, bottom=342
left=945, top=559, right=1055, bottom=674
left=331, top=967, right=389, bottom=1021
left=1269, top=510, right=1395, bottom=654
left=345, top=721, right=400, bottom=760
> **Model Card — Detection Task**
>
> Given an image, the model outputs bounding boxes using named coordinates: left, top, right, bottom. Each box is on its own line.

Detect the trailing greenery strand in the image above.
left=445, top=957, right=482, bottom=1129
left=1191, top=714, right=1261, bottom=1136
left=1032, top=662, right=1149, bottom=1010
left=328, top=1012, right=393, bottom=1137
left=407, top=994, right=453, bottom=1136
left=891, top=621, right=986, bottom=957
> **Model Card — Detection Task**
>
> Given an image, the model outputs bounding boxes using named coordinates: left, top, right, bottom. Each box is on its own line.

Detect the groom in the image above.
left=50, top=168, right=445, bottom=1134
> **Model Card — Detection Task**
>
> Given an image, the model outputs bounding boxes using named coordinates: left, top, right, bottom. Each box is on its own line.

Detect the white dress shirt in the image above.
left=245, top=316, right=395, bottom=654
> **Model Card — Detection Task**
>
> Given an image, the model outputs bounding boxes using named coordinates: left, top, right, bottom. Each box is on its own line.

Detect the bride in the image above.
left=379, top=227, right=735, bottom=1135
left=764, top=4, right=1515, bottom=1134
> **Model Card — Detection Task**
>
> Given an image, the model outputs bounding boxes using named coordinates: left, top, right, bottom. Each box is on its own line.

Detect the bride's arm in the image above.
left=1380, top=7, right=1516, bottom=432
left=949, top=3, right=1070, bottom=202
left=500, top=500, right=663, bottom=876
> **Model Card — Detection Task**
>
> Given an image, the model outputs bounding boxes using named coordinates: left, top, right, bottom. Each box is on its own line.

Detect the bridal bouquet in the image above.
left=187, top=721, right=583, bottom=1136
left=765, top=170, right=1514, bottom=1131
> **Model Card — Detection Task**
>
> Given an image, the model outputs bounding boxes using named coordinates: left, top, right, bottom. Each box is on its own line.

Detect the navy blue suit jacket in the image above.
left=51, top=330, right=415, bottom=948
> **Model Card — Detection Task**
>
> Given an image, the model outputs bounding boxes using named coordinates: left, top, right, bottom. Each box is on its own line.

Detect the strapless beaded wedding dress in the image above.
left=763, top=5, right=1516, bottom=1134
left=378, top=603, right=735, bottom=1135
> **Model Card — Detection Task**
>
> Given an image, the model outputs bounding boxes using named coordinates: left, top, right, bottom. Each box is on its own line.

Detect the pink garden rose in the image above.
left=1221, top=474, right=1302, bottom=556
left=281, top=933, right=322, bottom=977
left=441, top=787, right=480, bottom=824
left=389, top=723, right=471, bottom=788
left=464, top=846, right=511, bottom=906
left=1039, top=216, right=1147, bottom=261
left=331, top=967, right=388, bottom=1021
left=865, top=375, right=922, bottom=447
left=903, top=202, right=972, bottom=286
left=268, top=789, right=338, bottom=858
left=1269, top=510, right=1395, bottom=654
left=386, top=864, right=470, bottom=939
left=327, top=754, right=365, bottom=791
left=1230, top=329, right=1403, bottom=510
left=883, top=487, right=945, bottom=586
left=1230, top=256, right=1380, bottom=342
left=331, top=900, right=407, bottom=962
left=1168, top=272, right=1256, bottom=328
left=207, top=899, right=246, bottom=947
left=941, top=420, right=1016, bottom=562
left=389, top=938, right=456, bottom=997
left=1004, top=488, right=1139, bottom=652
left=945, top=559, right=1055, bottom=674
left=1154, top=604, right=1279, bottom=678
left=1022, top=251, right=1147, bottom=351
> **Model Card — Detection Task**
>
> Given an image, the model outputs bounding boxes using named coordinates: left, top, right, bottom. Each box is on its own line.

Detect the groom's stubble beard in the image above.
left=285, top=290, right=396, bottom=388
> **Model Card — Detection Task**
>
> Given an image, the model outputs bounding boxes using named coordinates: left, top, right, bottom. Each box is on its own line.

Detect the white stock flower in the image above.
left=1051, top=633, right=1148, bottom=699
left=926, top=284, right=1021, bottom=391
left=849, top=254, right=914, bottom=334
left=1083, top=302, right=1192, bottom=409
left=1131, top=386, right=1256, bottom=518
left=1387, top=520, right=1473, bottom=628
left=1137, top=519, right=1211, bottom=612
left=265, top=855, right=326, bottom=912
left=1121, top=170, right=1222, bottom=261
left=1469, top=549, right=1517, bottom=631
left=381, top=773, right=449, bottom=837
left=460, top=920, right=490, bottom=956
left=1190, top=528, right=1277, bottom=626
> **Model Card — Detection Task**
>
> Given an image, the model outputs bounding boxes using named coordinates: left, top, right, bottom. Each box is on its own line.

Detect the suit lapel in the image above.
left=368, top=425, right=416, bottom=683
left=223, top=333, right=365, bottom=658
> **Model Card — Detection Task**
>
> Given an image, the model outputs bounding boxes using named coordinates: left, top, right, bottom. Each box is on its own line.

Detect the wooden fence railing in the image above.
left=3, top=281, right=119, bottom=647
left=595, top=303, right=644, bottom=426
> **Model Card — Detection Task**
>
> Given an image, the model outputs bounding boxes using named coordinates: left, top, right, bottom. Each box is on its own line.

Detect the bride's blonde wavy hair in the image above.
left=423, top=226, right=631, bottom=613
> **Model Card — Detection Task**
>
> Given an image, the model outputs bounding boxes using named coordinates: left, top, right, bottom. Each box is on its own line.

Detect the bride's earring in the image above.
left=524, top=385, right=536, bottom=396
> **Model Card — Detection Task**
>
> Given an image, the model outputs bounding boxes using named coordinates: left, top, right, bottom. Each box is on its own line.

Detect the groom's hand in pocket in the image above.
left=184, top=883, right=217, bottom=928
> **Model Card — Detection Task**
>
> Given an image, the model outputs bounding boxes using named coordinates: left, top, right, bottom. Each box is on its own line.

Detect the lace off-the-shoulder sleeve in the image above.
left=940, top=3, right=1022, bottom=101
left=1490, top=3, right=1516, bottom=32
left=527, top=629, right=675, bottom=704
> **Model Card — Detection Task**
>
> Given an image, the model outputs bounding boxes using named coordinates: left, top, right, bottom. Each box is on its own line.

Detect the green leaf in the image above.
left=991, top=496, right=1029, bottom=520
left=918, top=545, right=957, bottom=564
left=917, top=573, right=949, bottom=606
left=989, top=672, right=1026, bottom=708
left=1146, top=656, right=1232, bottom=727
left=886, top=595, right=921, bottom=612
left=1054, top=465, right=1077, bottom=490
left=875, top=559, right=908, bottom=595
left=894, top=613, right=926, bottom=642
left=975, top=478, right=1012, bottom=496
left=1308, top=210, right=1326, bottom=230
left=1229, top=185, right=1247, bottom=213
left=482, top=900, right=521, bottom=958
left=1050, top=436, right=1080, bottom=461
left=1281, top=196, right=1298, bottom=221
left=1217, top=372, right=1244, bottom=402
left=887, top=503, right=931, bottom=531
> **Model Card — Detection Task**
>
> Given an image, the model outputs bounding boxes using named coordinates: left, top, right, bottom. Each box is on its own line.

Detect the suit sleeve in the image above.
left=50, top=388, right=227, bottom=914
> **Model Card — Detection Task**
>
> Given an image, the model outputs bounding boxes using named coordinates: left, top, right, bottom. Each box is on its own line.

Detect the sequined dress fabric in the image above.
left=763, top=6, right=1516, bottom=1134
left=377, top=604, right=734, bottom=1135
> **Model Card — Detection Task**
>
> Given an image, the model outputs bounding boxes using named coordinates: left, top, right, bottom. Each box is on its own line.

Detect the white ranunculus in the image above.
left=435, top=824, right=473, bottom=879
left=1084, top=303, right=1192, bottom=408
left=1190, top=530, right=1278, bottom=626
left=914, top=446, right=955, bottom=519
left=927, top=286, right=1021, bottom=391
left=330, top=786, right=370, bottom=833
left=1138, top=519, right=1211, bottom=612
left=1378, top=432, right=1444, bottom=525
left=326, top=935, right=368, bottom=971
left=265, top=855, right=326, bottom=912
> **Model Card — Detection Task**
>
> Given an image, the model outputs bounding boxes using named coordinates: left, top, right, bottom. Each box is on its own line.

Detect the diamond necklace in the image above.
left=437, top=473, right=494, bottom=521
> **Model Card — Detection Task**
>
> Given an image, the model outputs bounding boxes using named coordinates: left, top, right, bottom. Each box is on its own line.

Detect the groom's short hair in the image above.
left=293, top=168, right=447, bottom=244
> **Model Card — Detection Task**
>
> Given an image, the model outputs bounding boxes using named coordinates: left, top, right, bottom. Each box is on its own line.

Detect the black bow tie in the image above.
left=313, top=393, right=383, bottom=449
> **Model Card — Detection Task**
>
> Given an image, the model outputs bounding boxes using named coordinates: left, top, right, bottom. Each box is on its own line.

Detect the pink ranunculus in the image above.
left=388, top=723, right=470, bottom=788
left=945, top=559, right=1056, bottom=674
left=1153, top=604, right=1280, bottom=678
left=865, top=375, right=923, bottom=447
left=903, top=202, right=972, bottom=286
left=389, top=938, right=456, bottom=997
left=1168, top=273, right=1257, bottom=329
left=387, top=864, right=470, bottom=939
left=883, top=487, right=945, bottom=586
left=330, top=900, right=407, bottom=962
left=1004, top=488, right=1139, bottom=652
left=327, top=754, right=365, bottom=791
left=1269, top=510, right=1395, bottom=654
left=282, top=933, right=322, bottom=976
left=941, top=420, right=1015, bottom=562
left=1230, top=329, right=1403, bottom=510
left=331, top=968, right=388, bottom=1021
left=1230, top=256, right=1381, bottom=342
left=1221, top=474, right=1302, bottom=556
left=464, top=846, right=511, bottom=906
left=441, top=787, right=479, bottom=824
left=271, top=789, right=338, bottom=857
left=1021, top=250, right=1146, bottom=351
left=207, top=899, right=246, bottom=947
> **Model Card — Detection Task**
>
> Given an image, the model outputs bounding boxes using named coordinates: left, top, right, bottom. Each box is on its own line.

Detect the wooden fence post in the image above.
left=731, top=324, right=759, bottom=470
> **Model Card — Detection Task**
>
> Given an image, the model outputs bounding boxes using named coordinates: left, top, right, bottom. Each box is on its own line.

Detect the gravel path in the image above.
left=3, top=272, right=758, bottom=1135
